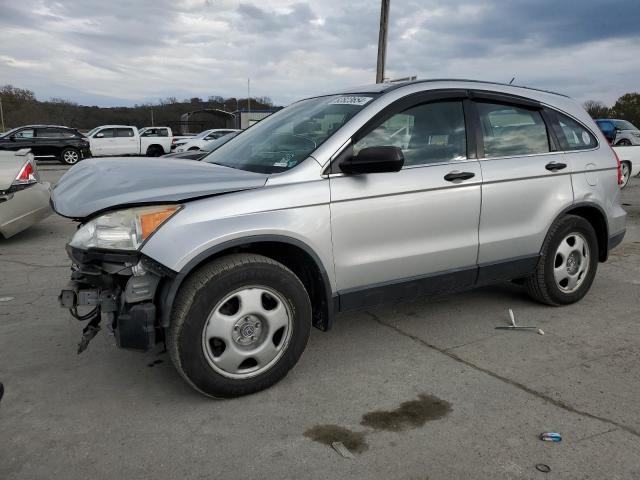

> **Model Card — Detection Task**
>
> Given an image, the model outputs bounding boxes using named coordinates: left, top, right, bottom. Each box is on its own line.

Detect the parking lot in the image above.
left=1, top=163, right=639, bottom=479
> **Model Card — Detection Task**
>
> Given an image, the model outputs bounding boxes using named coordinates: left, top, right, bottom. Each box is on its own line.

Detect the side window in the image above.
left=116, top=128, right=134, bottom=137
left=37, top=128, right=76, bottom=138
left=551, top=112, right=598, bottom=151
left=14, top=128, right=35, bottom=139
left=477, top=102, right=549, bottom=158
left=36, top=128, right=60, bottom=138
left=353, top=100, right=467, bottom=167
left=96, top=128, right=114, bottom=138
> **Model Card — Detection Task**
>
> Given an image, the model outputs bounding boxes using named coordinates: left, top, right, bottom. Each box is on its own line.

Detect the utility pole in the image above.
left=247, top=78, right=251, bottom=116
left=0, top=98, right=5, bottom=133
left=150, top=106, right=154, bottom=126
left=376, top=0, right=390, bottom=83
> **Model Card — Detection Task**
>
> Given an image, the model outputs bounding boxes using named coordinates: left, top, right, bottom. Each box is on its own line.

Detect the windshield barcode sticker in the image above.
left=330, top=96, right=373, bottom=106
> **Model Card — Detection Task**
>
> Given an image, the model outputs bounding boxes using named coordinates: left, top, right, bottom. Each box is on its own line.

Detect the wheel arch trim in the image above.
left=156, top=234, right=335, bottom=330
left=548, top=201, right=610, bottom=261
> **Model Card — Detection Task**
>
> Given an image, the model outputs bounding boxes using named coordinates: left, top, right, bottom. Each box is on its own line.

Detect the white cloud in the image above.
left=0, top=0, right=638, bottom=107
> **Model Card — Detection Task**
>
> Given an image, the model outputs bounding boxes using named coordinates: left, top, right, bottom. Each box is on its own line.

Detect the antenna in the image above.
left=509, top=77, right=515, bottom=85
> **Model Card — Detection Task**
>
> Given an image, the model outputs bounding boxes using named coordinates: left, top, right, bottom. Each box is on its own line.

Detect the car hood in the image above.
left=51, top=157, right=268, bottom=219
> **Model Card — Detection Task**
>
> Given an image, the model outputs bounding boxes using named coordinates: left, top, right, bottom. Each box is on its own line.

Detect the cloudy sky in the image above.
left=1, top=0, right=639, bottom=107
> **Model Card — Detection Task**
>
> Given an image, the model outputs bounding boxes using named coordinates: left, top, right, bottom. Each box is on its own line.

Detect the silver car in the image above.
left=0, top=149, right=51, bottom=238
left=53, top=80, right=627, bottom=397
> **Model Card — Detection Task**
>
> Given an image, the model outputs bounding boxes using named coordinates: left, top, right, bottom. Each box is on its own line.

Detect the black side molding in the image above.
left=608, top=230, right=626, bottom=251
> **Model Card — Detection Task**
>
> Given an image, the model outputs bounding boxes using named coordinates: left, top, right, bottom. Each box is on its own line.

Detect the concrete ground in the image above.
left=1, top=163, right=639, bottom=480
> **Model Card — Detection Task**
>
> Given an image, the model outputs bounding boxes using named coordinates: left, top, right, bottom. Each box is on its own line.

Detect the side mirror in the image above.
left=95, top=132, right=104, bottom=138
left=340, top=146, right=404, bottom=174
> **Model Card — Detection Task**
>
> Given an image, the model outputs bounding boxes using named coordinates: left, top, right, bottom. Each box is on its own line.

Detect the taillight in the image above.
left=612, top=148, right=623, bottom=185
left=14, top=161, right=37, bottom=185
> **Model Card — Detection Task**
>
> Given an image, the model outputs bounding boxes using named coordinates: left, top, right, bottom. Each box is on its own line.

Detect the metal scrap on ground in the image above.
left=495, top=308, right=545, bottom=335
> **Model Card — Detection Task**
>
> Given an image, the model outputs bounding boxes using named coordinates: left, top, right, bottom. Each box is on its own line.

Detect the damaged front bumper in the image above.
left=59, top=245, right=173, bottom=352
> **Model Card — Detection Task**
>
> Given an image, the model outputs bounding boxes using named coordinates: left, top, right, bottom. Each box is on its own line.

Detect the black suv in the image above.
left=0, top=125, right=91, bottom=165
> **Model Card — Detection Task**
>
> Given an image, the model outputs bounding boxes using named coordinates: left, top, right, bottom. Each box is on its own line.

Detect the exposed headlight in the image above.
left=632, top=132, right=640, bottom=138
left=69, top=205, right=180, bottom=251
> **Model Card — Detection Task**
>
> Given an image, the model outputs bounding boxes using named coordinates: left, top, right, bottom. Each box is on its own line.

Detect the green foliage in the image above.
left=611, top=93, right=640, bottom=128
left=0, top=84, right=276, bottom=131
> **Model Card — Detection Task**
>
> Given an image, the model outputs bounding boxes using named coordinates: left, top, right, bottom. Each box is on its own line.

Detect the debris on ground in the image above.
left=331, top=441, right=356, bottom=459
left=0, top=382, right=4, bottom=402
left=0, top=296, right=15, bottom=302
left=535, top=464, right=551, bottom=473
left=539, top=432, right=562, bottom=442
left=495, top=308, right=545, bottom=335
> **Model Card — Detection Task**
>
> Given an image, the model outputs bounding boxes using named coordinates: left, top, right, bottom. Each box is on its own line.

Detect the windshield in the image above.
left=86, top=127, right=101, bottom=137
left=613, top=120, right=637, bottom=130
left=202, top=131, right=241, bottom=152
left=0, top=127, right=20, bottom=138
left=204, top=94, right=377, bottom=173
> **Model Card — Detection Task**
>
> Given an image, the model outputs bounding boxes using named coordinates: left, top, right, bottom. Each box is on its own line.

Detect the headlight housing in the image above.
left=69, top=205, right=180, bottom=251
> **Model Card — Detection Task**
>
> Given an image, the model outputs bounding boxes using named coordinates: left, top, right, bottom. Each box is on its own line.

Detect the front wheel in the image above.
left=526, top=215, right=598, bottom=306
left=616, top=139, right=632, bottom=146
left=59, top=148, right=80, bottom=165
left=167, top=253, right=312, bottom=398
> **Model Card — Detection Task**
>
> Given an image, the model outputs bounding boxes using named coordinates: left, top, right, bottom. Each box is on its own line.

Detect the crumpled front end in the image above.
left=59, top=246, right=173, bottom=353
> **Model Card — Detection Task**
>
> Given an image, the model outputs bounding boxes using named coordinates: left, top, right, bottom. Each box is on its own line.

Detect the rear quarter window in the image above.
left=549, top=111, right=598, bottom=151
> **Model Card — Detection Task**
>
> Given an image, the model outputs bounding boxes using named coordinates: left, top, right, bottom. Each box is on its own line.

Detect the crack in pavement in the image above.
left=364, top=311, right=640, bottom=440
left=0, top=258, right=69, bottom=269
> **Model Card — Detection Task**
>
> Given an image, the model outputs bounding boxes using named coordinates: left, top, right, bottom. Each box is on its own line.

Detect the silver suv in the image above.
left=54, top=80, right=627, bottom=397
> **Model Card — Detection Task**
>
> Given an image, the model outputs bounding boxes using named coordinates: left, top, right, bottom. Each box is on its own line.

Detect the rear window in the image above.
left=477, top=102, right=549, bottom=158
left=116, top=128, right=135, bottom=137
left=550, top=112, right=598, bottom=151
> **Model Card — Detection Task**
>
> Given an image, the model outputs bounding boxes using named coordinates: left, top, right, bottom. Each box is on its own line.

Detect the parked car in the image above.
left=595, top=119, right=640, bottom=146
left=53, top=79, right=626, bottom=398
left=0, top=125, right=91, bottom=165
left=0, top=149, right=51, bottom=238
left=170, top=134, right=197, bottom=151
left=86, top=125, right=172, bottom=157
left=163, top=131, right=241, bottom=160
left=174, top=129, right=240, bottom=152
left=612, top=145, right=640, bottom=188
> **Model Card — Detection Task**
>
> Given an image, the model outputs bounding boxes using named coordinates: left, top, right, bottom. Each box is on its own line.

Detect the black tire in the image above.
left=167, top=253, right=312, bottom=398
left=525, top=215, right=598, bottom=306
left=59, top=148, right=80, bottom=165
left=146, top=145, right=164, bottom=157
left=616, top=139, right=632, bottom=146
left=188, top=146, right=200, bottom=151
left=620, top=161, right=631, bottom=189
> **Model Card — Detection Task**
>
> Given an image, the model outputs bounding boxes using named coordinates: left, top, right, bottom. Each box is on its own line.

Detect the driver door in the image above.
left=329, top=97, right=482, bottom=309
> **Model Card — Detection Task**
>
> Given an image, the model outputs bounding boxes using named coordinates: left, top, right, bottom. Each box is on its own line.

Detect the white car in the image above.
left=86, top=125, right=173, bottom=157
left=613, top=145, right=640, bottom=188
left=174, top=129, right=240, bottom=152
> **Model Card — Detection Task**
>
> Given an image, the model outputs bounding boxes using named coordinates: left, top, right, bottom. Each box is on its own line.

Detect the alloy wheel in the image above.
left=202, top=286, right=292, bottom=379
left=553, top=232, right=590, bottom=293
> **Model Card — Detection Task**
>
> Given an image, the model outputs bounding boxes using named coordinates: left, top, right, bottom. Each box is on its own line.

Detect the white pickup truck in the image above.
left=86, top=125, right=173, bottom=157
left=613, top=145, right=640, bottom=188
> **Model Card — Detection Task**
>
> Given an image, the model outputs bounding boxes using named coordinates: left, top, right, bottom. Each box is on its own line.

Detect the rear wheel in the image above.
left=526, top=215, right=598, bottom=306
left=620, top=161, right=631, bottom=189
left=59, top=148, right=80, bottom=165
left=188, top=146, right=200, bottom=151
left=146, top=145, right=164, bottom=157
left=617, top=139, right=632, bottom=146
left=167, top=253, right=312, bottom=398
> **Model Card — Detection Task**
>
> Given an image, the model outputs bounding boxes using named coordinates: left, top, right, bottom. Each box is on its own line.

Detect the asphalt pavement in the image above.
left=1, top=163, right=639, bottom=479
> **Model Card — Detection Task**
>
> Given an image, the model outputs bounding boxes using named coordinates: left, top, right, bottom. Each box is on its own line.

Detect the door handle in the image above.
left=545, top=162, right=567, bottom=172
left=444, top=170, right=475, bottom=182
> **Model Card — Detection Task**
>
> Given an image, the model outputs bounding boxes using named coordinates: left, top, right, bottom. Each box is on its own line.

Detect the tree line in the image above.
left=0, top=85, right=278, bottom=132
left=583, top=93, right=640, bottom=126
left=2, top=84, right=640, bottom=134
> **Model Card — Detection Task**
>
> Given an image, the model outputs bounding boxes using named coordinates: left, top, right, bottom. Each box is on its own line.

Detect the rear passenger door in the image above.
left=115, top=128, right=138, bottom=155
left=330, top=94, right=482, bottom=309
left=471, top=93, right=574, bottom=282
